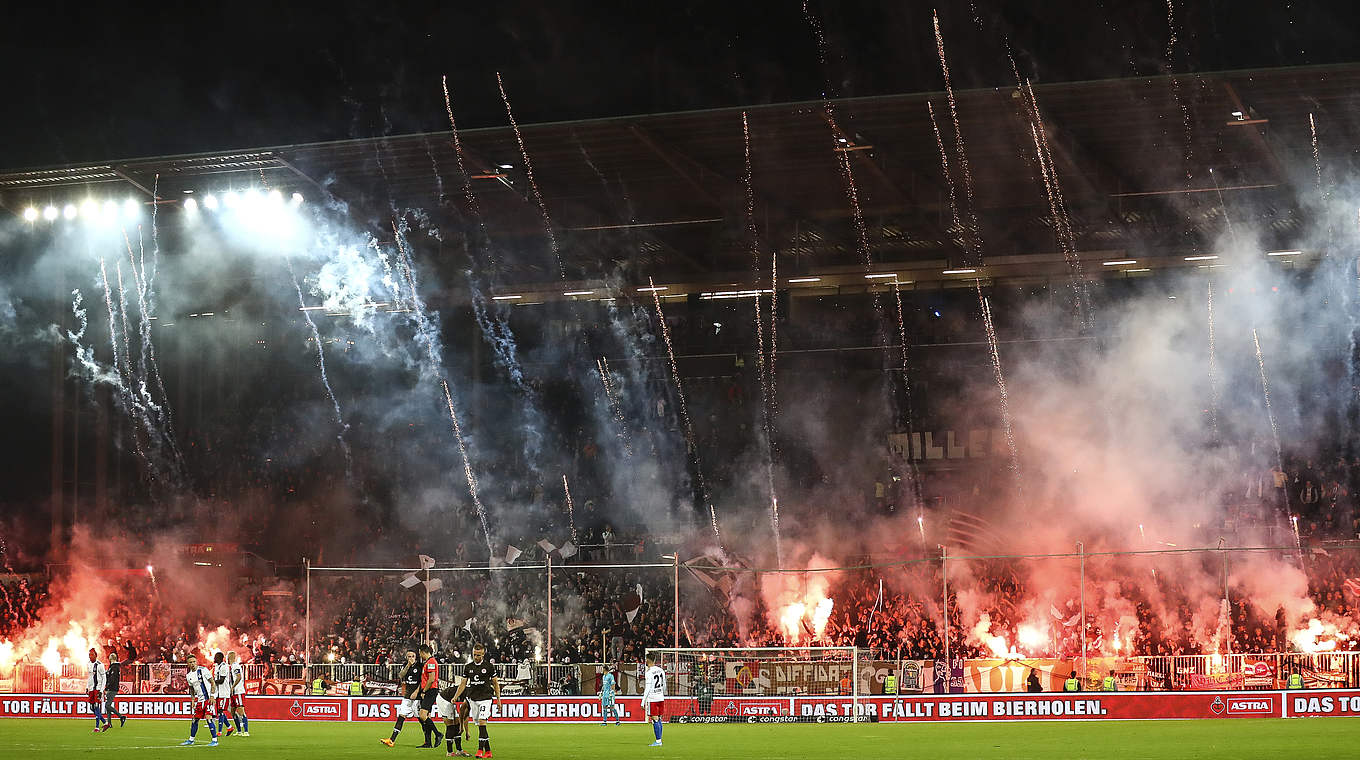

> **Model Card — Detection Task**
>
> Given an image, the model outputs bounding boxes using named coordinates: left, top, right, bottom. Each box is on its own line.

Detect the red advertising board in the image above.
left=0, top=695, right=349, bottom=721
left=1284, top=690, right=1360, bottom=718
left=761, top=693, right=1282, bottom=722
left=2, top=690, right=1346, bottom=723
left=351, top=696, right=648, bottom=722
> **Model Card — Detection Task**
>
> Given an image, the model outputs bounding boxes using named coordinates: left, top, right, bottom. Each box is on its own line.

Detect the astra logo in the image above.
left=1227, top=699, right=1273, bottom=715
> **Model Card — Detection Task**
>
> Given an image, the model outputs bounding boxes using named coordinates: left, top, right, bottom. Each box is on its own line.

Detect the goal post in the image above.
left=643, top=647, right=865, bottom=723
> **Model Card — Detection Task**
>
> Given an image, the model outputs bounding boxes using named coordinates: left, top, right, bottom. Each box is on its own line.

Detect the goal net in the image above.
left=643, top=647, right=864, bottom=723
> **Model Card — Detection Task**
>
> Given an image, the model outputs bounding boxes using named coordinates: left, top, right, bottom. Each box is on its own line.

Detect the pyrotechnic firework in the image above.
left=651, top=278, right=722, bottom=549
left=495, top=72, right=562, bottom=278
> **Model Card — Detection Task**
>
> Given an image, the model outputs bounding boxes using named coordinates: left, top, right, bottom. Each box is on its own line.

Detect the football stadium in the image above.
left=2, top=2, right=1360, bottom=757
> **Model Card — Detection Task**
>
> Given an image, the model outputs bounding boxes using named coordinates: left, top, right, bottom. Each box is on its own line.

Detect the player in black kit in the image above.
left=380, top=649, right=423, bottom=747
left=450, top=644, right=501, bottom=759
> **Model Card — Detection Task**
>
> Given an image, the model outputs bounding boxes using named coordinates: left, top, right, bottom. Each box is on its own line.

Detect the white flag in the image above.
left=558, top=541, right=577, bottom=559
left=418, top=555, right=436, bottom=570
left=424, top=578, right=444, bottom=592
left=399, top=574, right=421, bottom=589
left=624, top=583, right=644, bottom=624
left=537, top=539, right=557, bottom=554
left=505, top=545, right=523, bottom=564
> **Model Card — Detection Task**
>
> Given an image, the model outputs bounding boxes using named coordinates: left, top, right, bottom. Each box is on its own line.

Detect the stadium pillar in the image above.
left=671, top=553, right=679, bottom=651
left=304, top=558, right=311, bottom=668
left=1078, top=542, right=1086, bottom=683
left=940, top=545, right=949, bottom=686
left=1221, top=542, right=1232, bottom=655
left=546, top=553, right=553, bottom=677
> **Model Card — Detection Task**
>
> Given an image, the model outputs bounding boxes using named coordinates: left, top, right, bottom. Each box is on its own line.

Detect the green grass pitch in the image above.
left=2, top=718, right=1358, bottom=759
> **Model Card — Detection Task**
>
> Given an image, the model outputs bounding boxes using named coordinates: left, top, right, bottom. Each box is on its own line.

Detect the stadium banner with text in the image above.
left=4, top=691, right=1342, bottom=723
left=0, top=694, right=351, bottom=721
left=350, top=696, right=652, bottom=723
left=1284, top=690, right=1360, bottom=718
left=846, top=692, right=1283, bottom=721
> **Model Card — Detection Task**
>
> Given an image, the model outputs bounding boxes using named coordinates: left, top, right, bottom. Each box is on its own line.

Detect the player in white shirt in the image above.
left=228, top=651, right=251, bottom=737
left=640, top=652, right=667, bottom=747
left=212, top=651, right=236, bottom=736
left=181, top=654, right=220, bottom=746
left=86, top=648, right=107, bottom=733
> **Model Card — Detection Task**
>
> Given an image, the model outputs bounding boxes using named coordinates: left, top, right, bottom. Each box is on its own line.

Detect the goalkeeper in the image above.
left=599, top=664, right=620, bottom=726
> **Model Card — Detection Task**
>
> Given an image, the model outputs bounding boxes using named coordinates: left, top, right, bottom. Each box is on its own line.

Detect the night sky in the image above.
left=2, top=1, right=1358, bottom=170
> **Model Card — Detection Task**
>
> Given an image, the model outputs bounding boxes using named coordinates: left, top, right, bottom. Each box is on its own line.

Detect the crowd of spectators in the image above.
left=5, top=537, right=1360, bottom=675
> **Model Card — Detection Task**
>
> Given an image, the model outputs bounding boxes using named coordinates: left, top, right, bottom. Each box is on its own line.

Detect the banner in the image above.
left=1285, top=690, right=1360, bottom=717
left=351, top=697, right=648, bottom=722
left=1242, top=660, right=1276, bottom=689
left=719, top=661, right=854, bottom=695
left=1187, top=673, right=1247, bottom=691
left=965, top=659, right=1073, bottom=693
left=0, top=695, right=349, bottom=721
left=932, top=659, right=965, bottom=693
left=806, top=692, right=1282, bottom=721
left=1, top=691, right=1330, bottom=723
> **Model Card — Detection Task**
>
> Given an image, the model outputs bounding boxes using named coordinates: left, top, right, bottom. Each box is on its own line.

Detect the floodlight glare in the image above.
left=62, top=204, right=77, bottom=220
left=183, top=197, right=198, bottom=212
left=268, top=189, right=284, bottom=206
left=290, top=192, right=304, bottom=207
left=223, top=192, right=240, bottom=209
left=43, top=206, right=59, bottom=221
left=102, top=200, right=119, bottom=220
left=23, top=207, right=38, bottom=221
left=123, top=198, right=141, bottom=219
left=203, top=194, right=219, bottom=210
left=81, top=199, right=99, bottom=218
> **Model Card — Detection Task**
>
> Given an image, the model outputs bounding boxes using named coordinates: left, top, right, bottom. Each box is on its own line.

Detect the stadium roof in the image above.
left=4, top=63, right=1356, bottom=297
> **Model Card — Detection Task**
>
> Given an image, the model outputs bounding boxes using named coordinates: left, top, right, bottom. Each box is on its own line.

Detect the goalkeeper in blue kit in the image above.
left=599, top=665, right=620, bottom=726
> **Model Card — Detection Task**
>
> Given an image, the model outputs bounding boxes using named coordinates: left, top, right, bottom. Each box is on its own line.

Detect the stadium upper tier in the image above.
left=2, top=63, right=1353, bottom=294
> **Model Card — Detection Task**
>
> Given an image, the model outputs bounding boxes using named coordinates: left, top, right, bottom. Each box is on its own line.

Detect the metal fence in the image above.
left=8, top=652, right=1359, bottom=696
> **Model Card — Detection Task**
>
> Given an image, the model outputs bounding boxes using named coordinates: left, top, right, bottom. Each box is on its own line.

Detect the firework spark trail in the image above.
left=651, top=278, right=722, bottom=549
left=131, top=197, right=180, bottom=463
left=933, top=11, right=981, bottom=264
left=743, top=112, right=783, bottom=567
left=1310, top=113, right=1323, bottom=199
left=114, top=262, right=135, bottom=396
left=89, top=276, right=155, bottom=477
left=562, top=475, right=578, bottom=544
left=442, top=76, right=496, bottom=258
left=1165, top=0, right=1193, bottom=179
left=392, top=222, right=493, bottom=554
left=981, top=296, right=1020, bottom=482
left=1252, top=328, right=1284, bottom=476
left=931, top=24, right=1019, bottom=488
left=98, top=260, right=130, bottom=388
left=285, top=256, right=353, bottom=479
left=1027, top=120, right=1090, bottom=326
left=421, top=135, right=445, bottom=205
left=469, top=289, right=530, bottom=390
left=595, top=357, right=633, bottom=457
left=892, top=280, right=925, bottom=513
left=1019, top=78, right=1091, bottom=326
left=927, top=102, right=964, bottom=236
left=495, top=72, right=563, bottom=278
left=1207, top=279, right=1220, bottom=440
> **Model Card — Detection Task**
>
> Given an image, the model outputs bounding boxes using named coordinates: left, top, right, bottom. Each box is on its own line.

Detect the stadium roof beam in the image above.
left=819, top=111, right=951, bottom=242
left=1220, top=79, right=1289, bottom=186
left=109, top=166, right=157, bottom=199
left=627, top=123, right=833, bottom=256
